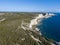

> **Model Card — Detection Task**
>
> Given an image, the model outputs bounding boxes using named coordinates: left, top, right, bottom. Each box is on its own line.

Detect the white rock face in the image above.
left=29, top=13, right=54, bottom=29
left=35, top=28, right=40, bottom=31
left=21, top=38, right=25, bottom=41
left=0, top=18, right=6, bottom=23
left=30, top=34, right=42, bottom=43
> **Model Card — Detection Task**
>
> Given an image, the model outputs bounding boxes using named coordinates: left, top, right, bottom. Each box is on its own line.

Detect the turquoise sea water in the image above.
left=38, top=13, right=60, bottom=42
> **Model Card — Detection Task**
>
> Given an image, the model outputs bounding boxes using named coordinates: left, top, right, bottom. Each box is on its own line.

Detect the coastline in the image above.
left=28, top=13, right=55, bottom=45
left=0, top=12, right=57, bottom=45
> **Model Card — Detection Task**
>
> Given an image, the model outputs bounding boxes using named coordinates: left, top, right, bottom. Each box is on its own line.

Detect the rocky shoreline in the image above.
left=0, top=12, right=57, bottom=45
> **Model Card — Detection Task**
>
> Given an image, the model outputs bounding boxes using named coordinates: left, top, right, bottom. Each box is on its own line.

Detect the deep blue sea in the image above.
left=38, top=13, right=60, bottom=42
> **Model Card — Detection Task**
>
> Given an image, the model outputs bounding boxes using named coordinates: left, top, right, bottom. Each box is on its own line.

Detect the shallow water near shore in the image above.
left=37, top=13, right=60, bottom=42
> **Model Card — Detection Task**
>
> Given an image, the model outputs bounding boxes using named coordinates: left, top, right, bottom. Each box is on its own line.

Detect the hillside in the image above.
left=0, top=12, right=55, bottom=45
